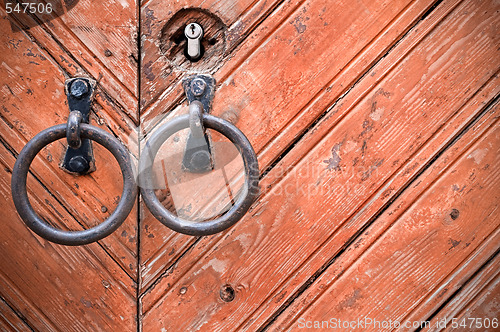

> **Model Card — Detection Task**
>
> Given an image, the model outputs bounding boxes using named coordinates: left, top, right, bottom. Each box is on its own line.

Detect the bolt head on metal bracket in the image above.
left=60, top=78, right=97, bottom=175
left=181, top=75, right=216, bottom=173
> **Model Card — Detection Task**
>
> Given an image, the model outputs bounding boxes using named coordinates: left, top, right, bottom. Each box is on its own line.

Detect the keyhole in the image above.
left=184, top=22, right=204, bottom=62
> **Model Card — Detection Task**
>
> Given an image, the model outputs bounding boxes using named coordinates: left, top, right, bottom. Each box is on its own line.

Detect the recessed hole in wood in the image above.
left=160, top=8, right=227, bottom=71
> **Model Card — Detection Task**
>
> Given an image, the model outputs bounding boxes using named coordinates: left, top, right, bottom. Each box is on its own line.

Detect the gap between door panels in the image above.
left=2, top=4, right=140, bottom=282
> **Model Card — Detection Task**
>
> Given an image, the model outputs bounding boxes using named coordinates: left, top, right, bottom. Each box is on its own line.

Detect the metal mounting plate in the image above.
left=60, top=78, right=96, bottom=175
left=181, top=75, right=216, bottom=173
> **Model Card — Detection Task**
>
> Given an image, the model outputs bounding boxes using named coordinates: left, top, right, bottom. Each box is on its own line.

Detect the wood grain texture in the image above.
left=0, top=3, right=139, bottom=331
left=289, top=117, right=499, bottom=331
left=7, top=5, right=139, bottom=127
left=255, top=73, right=500, bottom=332
left=140, top=0, right=283, bottom=109
left=0, top=148, right=136, bottom=331
left=30, top=0, right=139, bottom=121
left=140, top=0, right=499, bottom=330
left=0, top=297, right=32, bottom=332
left=0, top=10, right=139, bottom=279
left=427, top=253, right=499, bottom=332
left=139, top=0, right=438, bottom=293
left=0, top=0, right=497, bottom=329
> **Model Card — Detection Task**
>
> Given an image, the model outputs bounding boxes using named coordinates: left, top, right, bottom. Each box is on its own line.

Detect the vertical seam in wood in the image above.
left=137, top=1, right=143, bottom=330
left=139, top=238, right=202, bottom=302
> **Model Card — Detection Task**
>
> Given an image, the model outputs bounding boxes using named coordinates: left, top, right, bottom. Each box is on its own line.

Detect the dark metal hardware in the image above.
left=67, top=111, right=83, bottom=149
left=61, top=78, right=96, bottom=175
left=11, top=123, right=138, bottom=246
left=139, top=113, right=259, bottom=236
left=182, top=75, right=216, bottom=172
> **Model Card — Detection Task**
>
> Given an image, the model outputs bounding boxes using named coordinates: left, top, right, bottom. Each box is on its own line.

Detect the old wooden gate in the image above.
left=1, top=0, right=498, bottom=330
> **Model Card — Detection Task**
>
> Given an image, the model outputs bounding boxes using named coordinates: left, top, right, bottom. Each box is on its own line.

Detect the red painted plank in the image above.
left=428, top=254, right=500, bottom=332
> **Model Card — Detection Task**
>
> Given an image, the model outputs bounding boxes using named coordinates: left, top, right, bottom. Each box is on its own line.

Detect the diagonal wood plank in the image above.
left=140, top=0, right=499, bottom=330
left=0, top=296, right=33, bottom=332
left=5, top=2, right=139, bottom=125
left=284, top=113, right=499, bottom=331
left=0, top=153, right=137, bottom=331
left=427, top=253, right=500, bottom=332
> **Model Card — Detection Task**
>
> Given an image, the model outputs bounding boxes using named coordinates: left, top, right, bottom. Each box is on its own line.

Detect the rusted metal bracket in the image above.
left=181, top=74, right=216, bottom=172
left=61, top=78, right=96, bottom=175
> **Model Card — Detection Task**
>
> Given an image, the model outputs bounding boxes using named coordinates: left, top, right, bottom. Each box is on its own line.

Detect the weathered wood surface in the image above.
left=0, top=297, right=31, bottom=332
left=0, top=0, right=498, bottom=330
left=139, top=0, right=439, bottom=293
left=140, top=0, right=500, bottom=330
left=427, top=253, right=500, bottom=332
left=140, top=0, right=284, bottom=109
left=0, top=1, right=139, bottom=330
left=277, top=104, right=500, bottom=331
left=0, top=146, right=136, bottom=330
left=32, top=0, right=139, bottom=121
left=0, top=7, right=138, bottom=278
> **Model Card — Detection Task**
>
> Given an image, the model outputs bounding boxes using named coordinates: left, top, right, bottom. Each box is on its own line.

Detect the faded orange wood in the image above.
left=0, top=3, right=139, bottom=331
left=139, top=0, right=437, bottom=292
left=0, top=9, right=139, bottom=279
left=0, top=297, right=31, bottom=332
left=9, top=3, right=139, bottom=134
left=141, top=0, right=499, bottom=330
left=291, top=118, right=499, bottom=331
left=427, top=254, right=500, bottom=331
left=271, top=76, right=500, bottom=330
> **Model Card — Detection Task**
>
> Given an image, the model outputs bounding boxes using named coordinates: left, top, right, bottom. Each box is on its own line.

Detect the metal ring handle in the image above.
left=67, top=110, right=83, bottom=149
left=139, top=114, right=259, bottom=236
left=11, top=124, right=138, bottom=245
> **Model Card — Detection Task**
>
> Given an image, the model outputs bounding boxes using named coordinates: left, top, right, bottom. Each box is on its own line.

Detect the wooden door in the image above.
left=1, top=0, right=499, bottom=331
left=0, top=0, right=139, bottom=330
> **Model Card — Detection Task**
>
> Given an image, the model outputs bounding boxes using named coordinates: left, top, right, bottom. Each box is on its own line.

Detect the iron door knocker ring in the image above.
left=11, top=112, right=137, bottom=246
left=139, top=103, right=260, bottom=236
